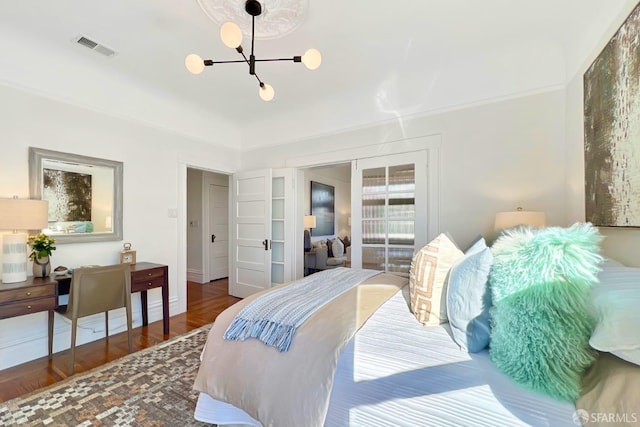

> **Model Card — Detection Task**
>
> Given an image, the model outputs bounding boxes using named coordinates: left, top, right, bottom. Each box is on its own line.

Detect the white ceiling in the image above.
left=0, top=1, right=633, bottom=151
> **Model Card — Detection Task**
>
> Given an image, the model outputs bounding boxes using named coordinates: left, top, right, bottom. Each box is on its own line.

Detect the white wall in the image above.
left=244, top=89, right=567, bottom=250
left=0, top=82, right=241, bottom=369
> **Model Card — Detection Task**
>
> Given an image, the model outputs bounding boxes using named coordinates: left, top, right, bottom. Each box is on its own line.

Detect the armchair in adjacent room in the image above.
left=312, top=237, right=350, bottom=270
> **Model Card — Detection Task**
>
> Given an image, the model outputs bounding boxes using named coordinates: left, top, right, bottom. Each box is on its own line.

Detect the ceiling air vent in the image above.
left=74, top=35, right=117, bottom=57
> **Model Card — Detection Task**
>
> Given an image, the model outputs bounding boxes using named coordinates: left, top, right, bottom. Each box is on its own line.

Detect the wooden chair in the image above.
left=48, top=264, right=133, bottom=375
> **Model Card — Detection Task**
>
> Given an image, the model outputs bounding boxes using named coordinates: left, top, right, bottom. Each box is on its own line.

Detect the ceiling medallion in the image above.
left=196, top=0, right=309, bottom=40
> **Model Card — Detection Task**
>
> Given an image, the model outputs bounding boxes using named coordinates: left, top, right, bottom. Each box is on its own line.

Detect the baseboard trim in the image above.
left=187, top=268, right=204, bottom=283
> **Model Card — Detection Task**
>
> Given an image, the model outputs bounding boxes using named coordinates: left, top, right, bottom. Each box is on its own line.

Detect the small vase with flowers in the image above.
left=28, top=233, right=56, bottom=278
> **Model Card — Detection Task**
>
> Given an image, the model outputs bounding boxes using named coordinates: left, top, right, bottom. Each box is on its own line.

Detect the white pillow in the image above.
left=331, top=238, right=344, bottom=258
left=590, top=264, right=640, bottom=365
left=312, top=240, right=327, bottom=249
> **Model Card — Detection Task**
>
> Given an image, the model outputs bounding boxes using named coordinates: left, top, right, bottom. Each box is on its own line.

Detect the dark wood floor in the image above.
left=0, top=279, right=240, bottom=403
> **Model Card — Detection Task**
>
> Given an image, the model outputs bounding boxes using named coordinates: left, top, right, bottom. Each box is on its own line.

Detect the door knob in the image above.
left=211, top=234, right=216, bottom=243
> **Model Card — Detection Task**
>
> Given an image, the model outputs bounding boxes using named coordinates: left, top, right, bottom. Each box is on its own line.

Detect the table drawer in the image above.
left=132, top=267, right=165, bottom=283
left=131, top=266, right=166, bottom=293
left=0, top=284, right=56, bottom=304
left=0, top=296, right=57, bottom=319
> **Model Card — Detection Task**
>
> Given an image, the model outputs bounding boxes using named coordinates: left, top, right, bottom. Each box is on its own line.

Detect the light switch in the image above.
left=168, top=208, right=177, bottom=218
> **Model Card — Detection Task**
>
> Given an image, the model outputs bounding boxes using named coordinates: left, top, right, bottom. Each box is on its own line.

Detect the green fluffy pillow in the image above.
left=489, top=223, right=603, bottom=402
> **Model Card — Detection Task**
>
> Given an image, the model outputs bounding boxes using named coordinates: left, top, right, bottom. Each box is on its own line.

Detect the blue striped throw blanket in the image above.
left=224, top=268, right=380, bottom=352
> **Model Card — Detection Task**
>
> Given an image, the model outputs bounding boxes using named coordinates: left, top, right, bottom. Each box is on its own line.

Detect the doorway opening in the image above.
left=301, top=163, right=352, bottom=274
left=186, top=167, right=230, bottom=285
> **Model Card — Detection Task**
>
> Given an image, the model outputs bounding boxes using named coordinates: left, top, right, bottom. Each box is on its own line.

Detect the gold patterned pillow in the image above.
left=410, top=233, right=463, bottom=325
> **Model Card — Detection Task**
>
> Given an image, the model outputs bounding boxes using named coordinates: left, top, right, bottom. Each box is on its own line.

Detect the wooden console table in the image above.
left=131, top=262, right=169, bottom=335
left=56, top=262, right=170, bottom=335
left=0, top=276, right=58, bottom=320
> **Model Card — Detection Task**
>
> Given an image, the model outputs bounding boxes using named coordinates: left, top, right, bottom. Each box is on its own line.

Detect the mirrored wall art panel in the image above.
left=29, top=147, right=123, bottom=243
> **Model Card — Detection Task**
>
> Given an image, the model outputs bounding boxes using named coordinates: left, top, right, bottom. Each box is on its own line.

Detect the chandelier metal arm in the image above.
left=204, top=60, right=246, bottom=65
left=255, top=57, right=303, bottom=63
left=203, top=52, right=265, bottom=85
left=203, top=58, right=261, bottom=84
left=204, top=57, right=303, bottom=66
left=251, top=15, right=256, bottom=58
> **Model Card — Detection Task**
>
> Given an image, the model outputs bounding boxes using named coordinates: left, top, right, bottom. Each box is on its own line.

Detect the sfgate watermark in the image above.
left=573, top=409, right=639, bottom=425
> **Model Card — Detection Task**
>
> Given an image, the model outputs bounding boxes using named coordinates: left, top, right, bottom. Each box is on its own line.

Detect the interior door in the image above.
left=229, top=169, right=272, bottom=298
left=209, top=183, right=229, bottom=281
left=351, top=151, right=428, bottom=274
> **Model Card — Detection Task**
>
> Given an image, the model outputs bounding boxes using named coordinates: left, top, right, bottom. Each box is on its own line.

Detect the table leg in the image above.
left=48, top=310, right=54, bottom=359
left=140, top=290, right=148, bottom=326
left=162, top=282, right=169, bottom=335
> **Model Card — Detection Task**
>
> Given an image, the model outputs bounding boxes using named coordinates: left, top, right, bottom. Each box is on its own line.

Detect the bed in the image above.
left=192, top=273, right=576, bottom=426
left=192, top=227, right=640, bottom=427
left=195, top=286, right=580, bottom=426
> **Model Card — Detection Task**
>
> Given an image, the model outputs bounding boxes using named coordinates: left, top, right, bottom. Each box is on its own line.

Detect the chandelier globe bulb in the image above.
left=185, top=54, right=205, bottom=74
left=259, top=83, right=275, bottom=101
left=220, top=22, right=243, bottom=49
left=301, top=48, right=321, bottom=70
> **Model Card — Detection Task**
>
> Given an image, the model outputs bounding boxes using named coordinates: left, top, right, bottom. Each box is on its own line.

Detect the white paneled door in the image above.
left=208, top=183, right=229, bottom=281
left=229, top=169, right=272, bottom=298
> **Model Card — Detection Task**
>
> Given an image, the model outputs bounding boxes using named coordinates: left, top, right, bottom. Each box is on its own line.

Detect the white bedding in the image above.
left=195, top=286, right=577, bottom=426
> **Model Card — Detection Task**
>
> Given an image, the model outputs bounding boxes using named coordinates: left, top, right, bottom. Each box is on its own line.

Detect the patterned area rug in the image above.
left=0, top=325, right=213, bottom=426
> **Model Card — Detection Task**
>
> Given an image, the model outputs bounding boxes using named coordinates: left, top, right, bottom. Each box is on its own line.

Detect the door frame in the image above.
left=179, top=158, right=236, bottom=315
left=284, top=135, right=441, bottom=272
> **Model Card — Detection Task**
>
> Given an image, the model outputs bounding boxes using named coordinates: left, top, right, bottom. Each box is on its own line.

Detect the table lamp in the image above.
left=0, top=197, right=49, bottom=283
left=303, top=215, right=316, bottom=252
left=494, top=207, right=546, bottom=230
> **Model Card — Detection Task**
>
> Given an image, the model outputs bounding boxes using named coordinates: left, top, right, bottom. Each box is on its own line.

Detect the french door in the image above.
left=229, top=168, right=299, bottom=297
left=351, top=151, right=428, bottom=275
left=229, top=169, right=272, bottom=298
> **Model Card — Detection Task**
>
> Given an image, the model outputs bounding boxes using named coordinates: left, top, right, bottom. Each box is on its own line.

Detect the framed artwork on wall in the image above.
left=311, top=181, right=334, bottom=236
left=584, top=2, right=640, bottom=227
left=43, top=168, right=92, bottom=222
left=29, top=147, right=123, bottom=243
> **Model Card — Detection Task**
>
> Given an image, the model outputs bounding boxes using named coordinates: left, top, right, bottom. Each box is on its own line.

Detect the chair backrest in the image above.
left=67, top=264, right=132, bottom=319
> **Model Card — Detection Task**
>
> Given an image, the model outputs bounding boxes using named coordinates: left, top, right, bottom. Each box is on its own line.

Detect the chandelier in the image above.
left=185, top=0, right=321, bottom=101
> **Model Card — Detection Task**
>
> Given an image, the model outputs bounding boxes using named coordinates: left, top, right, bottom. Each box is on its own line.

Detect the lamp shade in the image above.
left=0, top=198, right=49, bottom=283
left=304, top=215, right=316, bottom=228
left=0, top=198, right=49, bottom=230
left=494, top=210, right=546, bottom=230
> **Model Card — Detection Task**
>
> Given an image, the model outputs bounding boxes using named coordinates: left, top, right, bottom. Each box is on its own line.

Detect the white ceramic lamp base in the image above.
left=2, top=232, right=28, bottom=283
